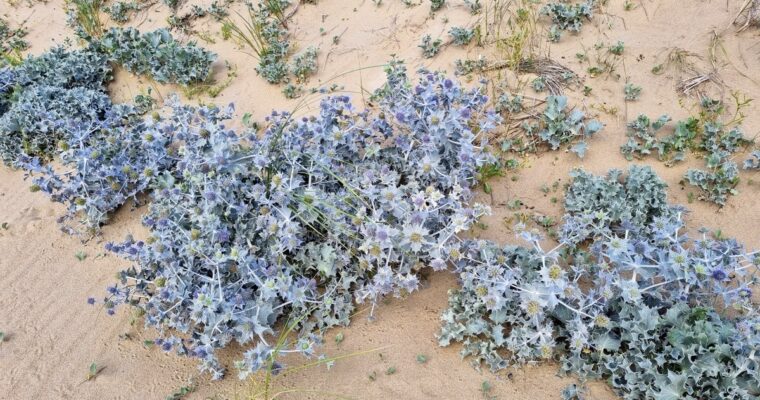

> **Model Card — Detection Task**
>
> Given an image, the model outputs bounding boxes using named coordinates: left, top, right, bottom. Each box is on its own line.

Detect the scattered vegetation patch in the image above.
left=419, top=34, right=442, bottom=58
left=0, top=17, right=29, bottom=66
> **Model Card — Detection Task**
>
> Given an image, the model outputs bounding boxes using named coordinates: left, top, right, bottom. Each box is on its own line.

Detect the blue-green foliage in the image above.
left=93, top=28, right=216, bottom=85
left=520, top=95, right=603, bottom=158
left=102, top=62, right=500, bottom=378
left=542, top=1, right=594, bottom=42
left=440, top=166, right=760, bottom=399
left=449, top=27, right=475, bottom=46
left=745, top=151, right=760, bottom=170
left=620, top=114, right=671, bottom=160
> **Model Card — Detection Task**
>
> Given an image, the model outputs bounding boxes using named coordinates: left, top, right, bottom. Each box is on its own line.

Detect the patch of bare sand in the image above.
left=1, top=0, right=759, bottom=399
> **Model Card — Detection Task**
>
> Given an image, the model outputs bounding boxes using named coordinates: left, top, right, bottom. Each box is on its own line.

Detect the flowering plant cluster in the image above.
left=102, top=62, right=500, bottom=378
left=0, top=41, right=187, bottom=235
left=92, top=28, right=217, bottom=86
left=18, top=107, right=173, bottom=235
left=0, top=45, right=113, bottom=165
left=439, top=166, right=760, bottom=399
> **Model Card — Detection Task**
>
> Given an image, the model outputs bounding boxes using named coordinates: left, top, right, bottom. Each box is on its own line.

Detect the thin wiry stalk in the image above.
left=225, top=9, right=268, bottom=59
left=67, top=0, right=104, bottom=38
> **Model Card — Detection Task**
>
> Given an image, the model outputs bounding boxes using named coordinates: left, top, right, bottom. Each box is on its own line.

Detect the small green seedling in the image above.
left=1, top=222, right=8, bottom=230
left=335, top=332, right=344, bottom=344
left=75, top=251, right=87, bottom=261
left=83, top=362, right=105, bottom=383
left=165, top=383, right=195, bottom=400
left=416, top=354, right=427, bottom=364
left=385, top=366, right=396, bottom=375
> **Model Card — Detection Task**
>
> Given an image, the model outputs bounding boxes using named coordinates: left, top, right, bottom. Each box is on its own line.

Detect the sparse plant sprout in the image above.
left=620, top=114, right=671, bottom=160
left=83, top=362, right=105, bottom=382
left=685, top=162, right=740, bottom=206
left=103, top=1, right=140, bottom=24
left=416, top=354, right=427, bottom=363
left=745, top=151, right=760, bottom=170
left=282, top=83, right=303, bottom=98
left=449, top=27, right=475, bottom=46
left=531, top=76, right=546, bottom=92
left=165, top=383, right=195, bottom=400
left=430, top=0, right=444, bottom=12
left=464, top=0, right=481, bottom=14
left=419, top=34, right=442, bottom=58
left=518, top=95, right=603, bottom=158
left=624, top=82, right=642, bottom=101
left=608, top=40, right=624, bottom=55
left=454, top=58, right=488, bottom=76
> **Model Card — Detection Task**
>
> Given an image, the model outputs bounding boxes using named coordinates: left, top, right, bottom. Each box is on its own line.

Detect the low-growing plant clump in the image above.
left=419, top=34, right=443, bottom=58
left=449, top=27, right=475, bottom=46
left=92, top=27, right=216, bottom=85
left=101, top=62, right=500, bottom=378
left=542, top=1, right=595, bottom=42
left=439, top=166, right=760, bottom=399
left=513, top=95, right=603, bottom=158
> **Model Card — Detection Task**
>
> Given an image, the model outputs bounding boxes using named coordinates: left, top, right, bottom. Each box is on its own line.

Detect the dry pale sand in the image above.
left=1, top=0, right=759, bottom=399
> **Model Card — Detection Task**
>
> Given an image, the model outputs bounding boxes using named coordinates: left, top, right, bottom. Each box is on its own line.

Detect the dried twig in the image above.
left=516, top=57, right=577, bottom=95
left=734, top=0, right=760, bottom=32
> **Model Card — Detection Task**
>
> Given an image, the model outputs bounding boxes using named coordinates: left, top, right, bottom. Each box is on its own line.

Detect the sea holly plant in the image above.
left=519, top=95, right=603, bottom=158
left=419, top=35, right=442, bottom=58
left=17, top=105, right=174, bottom=236
left=0, top=85, right=113, bottom=165
left=440, top=166, right=760, bottom=399
left=449, top=27, right=475, bottom=46
left=542, top=1, right=595, bottom=42
left=684, top=162, right=740, bottom=207
left=91, top=28, right=217, bottom=85
left=620, top=114, right=671, bottom=160
left=289, top=47, right=318, bottom=83
left=745, top=151, right=760, bottom=170
left=102, top=63, right=500, bottom=379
